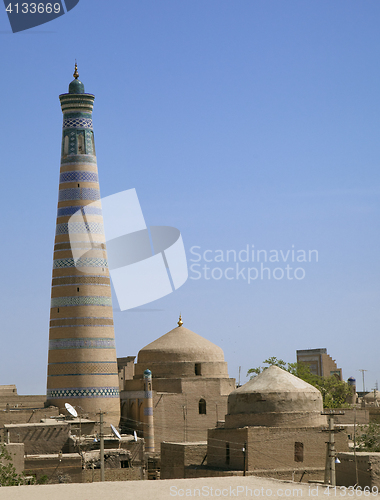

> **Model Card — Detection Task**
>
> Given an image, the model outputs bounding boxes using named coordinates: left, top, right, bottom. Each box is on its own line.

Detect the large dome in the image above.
left=138, top=325, right=225, bottom=363
left=225, top=365, right=325, bottom=428
left=135, top=320, right=229, bottom=379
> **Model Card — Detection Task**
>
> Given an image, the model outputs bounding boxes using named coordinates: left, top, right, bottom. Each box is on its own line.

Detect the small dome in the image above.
left=138, top=325, right=225, bottom=364
left=225, top=365, right=325, bottom=428
left=69, top=78, right=85, bottom=94
left=363, top=391, right=378, bottom=401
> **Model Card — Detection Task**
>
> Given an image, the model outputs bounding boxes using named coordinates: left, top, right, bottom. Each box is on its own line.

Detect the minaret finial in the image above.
left=178, top=314, right=183, bottom=327
left=73, top=61, right=79, bottom=80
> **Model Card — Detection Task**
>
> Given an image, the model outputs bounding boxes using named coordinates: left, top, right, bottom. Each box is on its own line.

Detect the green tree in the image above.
left=247, top=357, right=351, bottom=408
left=0, top=443, right=25, bottom=486
left=247, top=357, right=289, bottom=377
left=357, top=423, right=380, bottom=452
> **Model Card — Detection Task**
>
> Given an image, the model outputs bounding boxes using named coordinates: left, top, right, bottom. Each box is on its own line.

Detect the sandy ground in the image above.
left=0, top=476, right=363, bottom=500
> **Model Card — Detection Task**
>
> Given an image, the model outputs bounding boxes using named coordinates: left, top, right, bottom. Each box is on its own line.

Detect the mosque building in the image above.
left=162, top=365, right=349, bottom=481
left=1, top=68, right=357, bottom=485
left=118, top=316, right=236, bottom=450
left=46, top=65, right=120, bottom=427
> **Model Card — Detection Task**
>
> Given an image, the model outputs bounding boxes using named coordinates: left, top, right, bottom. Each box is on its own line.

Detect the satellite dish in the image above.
left=110, top=423, right=121, bottom=440
left=65, top=403, right=78, bottom=418
left=134, top=430, right=138, bottom=442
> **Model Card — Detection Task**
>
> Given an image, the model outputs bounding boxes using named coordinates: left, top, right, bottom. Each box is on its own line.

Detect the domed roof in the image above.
left=69, top=78, right=84, bottom=94
left=234, top=365, right=321, bottom=398
left=68, top=63, right=85, bottom=94
left=225, top=365, right=325, bottom=428
left=363, top=391, right=378, bottom=401
left=137, top=324, right=225, bottom=364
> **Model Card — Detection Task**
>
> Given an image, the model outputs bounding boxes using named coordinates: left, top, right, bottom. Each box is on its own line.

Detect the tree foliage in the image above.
left=0, top=443, right=25, bottom=486
left=358, top=423, right=380, bottom=452
left=247, top=356, right=351, bottom=408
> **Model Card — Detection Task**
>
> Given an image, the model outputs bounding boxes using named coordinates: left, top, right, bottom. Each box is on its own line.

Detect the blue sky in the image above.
left=0, top=0, right=379, bottom=395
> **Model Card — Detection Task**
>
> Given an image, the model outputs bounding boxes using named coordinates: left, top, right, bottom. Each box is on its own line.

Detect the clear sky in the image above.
left=1, top=1, right=379, bottom=395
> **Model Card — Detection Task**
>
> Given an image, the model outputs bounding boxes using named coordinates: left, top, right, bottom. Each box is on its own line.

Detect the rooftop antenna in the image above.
left=65, top=402, right=78, bottom=418
left=111, top=423, right=122, bottom=450
left=111, top=423, right=121, bottom=441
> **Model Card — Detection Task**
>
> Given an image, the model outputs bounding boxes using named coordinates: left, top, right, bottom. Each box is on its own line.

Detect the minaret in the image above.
left=143, top=369, right=154, bottom=453
left=46, top=65, right=120, bottom=427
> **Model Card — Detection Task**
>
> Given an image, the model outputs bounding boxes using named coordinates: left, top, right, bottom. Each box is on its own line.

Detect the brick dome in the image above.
left=134, top=322, right=229, bottom=379
left=225, top=365, right=325, bottom=428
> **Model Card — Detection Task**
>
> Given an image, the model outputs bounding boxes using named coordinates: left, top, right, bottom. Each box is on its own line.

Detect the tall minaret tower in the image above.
left=46, top=65, right=120, bottom=427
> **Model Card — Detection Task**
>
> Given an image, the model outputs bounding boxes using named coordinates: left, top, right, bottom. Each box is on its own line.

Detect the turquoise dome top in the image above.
left=69, top=78, right=85, bottom=94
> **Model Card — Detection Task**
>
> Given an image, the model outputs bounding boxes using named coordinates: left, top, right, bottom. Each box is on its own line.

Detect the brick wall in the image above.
left=0, top=407, right=59, bottom=441
left=24, top=454, right=83, bottom=484
left=121, top=378, right=233, bottom=449
left=337, top=452, right=380, bottom=488
left=5, top=423, right=70, bottom=455
left=208, top=426, right=348, bottom=472
left=208, top=427, right=247, bottom=470
left=82, top=468, right=142, bottom=482
left=161, top=442, right=207, bottom=479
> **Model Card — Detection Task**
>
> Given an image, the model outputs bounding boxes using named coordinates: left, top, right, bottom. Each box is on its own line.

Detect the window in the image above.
left=226, top=443, right=230, bottom=465
left=294, top=442, right=304, bottom=462
left=91, top=132, right=96, bottom=156
left=77, top=287, right=80, bottom=292
left=78, top=133, right=85, bottom=154
left=63, top=136, right=69, bottom=156
left=195, top=363, right=201, bottom=376
left=199, top=398, right=206, bottom=415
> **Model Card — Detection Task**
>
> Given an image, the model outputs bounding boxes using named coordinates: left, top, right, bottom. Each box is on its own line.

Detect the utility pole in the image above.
left=322, top=410, right=345, bottom=486
left=97, top=410, right=106, bottom=482
left=353, top=407, right=359, bottom=485
left=242, top=442, right=247, bottom=476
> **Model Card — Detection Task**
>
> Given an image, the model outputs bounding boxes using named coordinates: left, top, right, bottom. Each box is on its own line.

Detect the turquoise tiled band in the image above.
left=47, top=387, right=119, bottom=399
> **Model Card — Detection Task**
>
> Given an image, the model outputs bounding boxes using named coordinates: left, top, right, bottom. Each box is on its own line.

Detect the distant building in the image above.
left=296, top=348, right=342, bottom=380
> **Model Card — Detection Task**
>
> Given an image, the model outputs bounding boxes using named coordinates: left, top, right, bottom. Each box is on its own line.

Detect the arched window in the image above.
left=91, top=131, right=96, bottom=156
left=63, top=136, right=69, bottom=156
left=199, top=398, right=206, bottom=415
left=78, top=133, right=85, bottom=154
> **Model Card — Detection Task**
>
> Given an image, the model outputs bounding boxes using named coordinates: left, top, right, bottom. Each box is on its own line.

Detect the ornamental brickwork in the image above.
left=46, top=67, right=120, bottom=427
